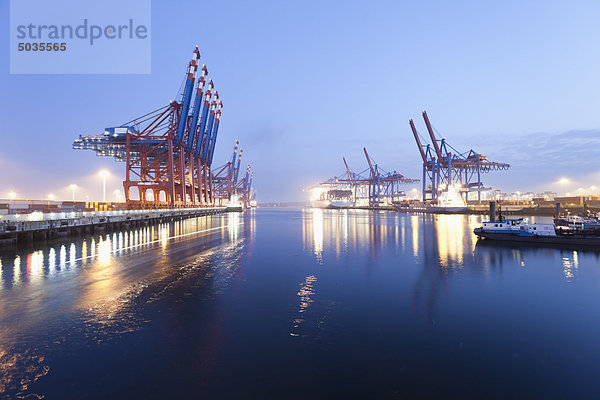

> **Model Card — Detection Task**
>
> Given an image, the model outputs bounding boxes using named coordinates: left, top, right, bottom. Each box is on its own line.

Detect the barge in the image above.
left=474, top=217, right=600, bottom=247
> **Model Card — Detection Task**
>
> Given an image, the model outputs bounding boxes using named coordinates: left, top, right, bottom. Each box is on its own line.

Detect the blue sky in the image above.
left=2, top=0, right=600, bottom=202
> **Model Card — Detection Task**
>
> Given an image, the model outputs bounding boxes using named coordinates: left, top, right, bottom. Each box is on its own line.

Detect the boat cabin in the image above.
left=482, top=218, right=556, bottom=237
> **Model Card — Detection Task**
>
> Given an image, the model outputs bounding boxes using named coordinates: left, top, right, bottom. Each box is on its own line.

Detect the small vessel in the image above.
left=554, top=214, right=600, bottom=229
left=474, top=216, right=600, bottom=246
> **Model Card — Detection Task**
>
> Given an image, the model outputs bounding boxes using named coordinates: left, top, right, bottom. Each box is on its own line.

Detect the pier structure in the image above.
left=0, top=207, right=225, bottom=246
left=409, top=111, right=510, bottom=203
left=73, top=46, right=253, bottom=209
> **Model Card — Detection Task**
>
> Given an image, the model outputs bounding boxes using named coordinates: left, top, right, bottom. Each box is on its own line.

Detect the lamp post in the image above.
left=8, top=191, right=16, bottom=200
left=70, top=184, right=77, bottom=201
left=559, top=178, right=569, bottom=197
left=99, top=170, right=110, bottom=203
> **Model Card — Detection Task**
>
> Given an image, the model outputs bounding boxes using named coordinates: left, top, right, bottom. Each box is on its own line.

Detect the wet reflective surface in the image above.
left=1, top=208, right=600, bottom=399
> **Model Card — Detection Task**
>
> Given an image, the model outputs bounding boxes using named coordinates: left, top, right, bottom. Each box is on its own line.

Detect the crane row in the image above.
left=73, top=46, right=254, bottom=209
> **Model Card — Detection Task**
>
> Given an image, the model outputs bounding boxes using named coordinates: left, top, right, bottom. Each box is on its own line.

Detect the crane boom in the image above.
left=175, top=47, right=200, bottom=146
left=234, top=150, right=243, bottom=184
left=186, top=65, right=207, bottom=151
left=422, top=111, right=443, bottom=162
left=201, top=93, right=218, bottom=163
left=207, top=100, right=222, bottom=166
left=195, top=81, right=213, bottom=158
left=342, top=157, right=354, bottom=182
left=363, top=147, right=376, bottom=177
left=409, top=119, right=429, bottom=165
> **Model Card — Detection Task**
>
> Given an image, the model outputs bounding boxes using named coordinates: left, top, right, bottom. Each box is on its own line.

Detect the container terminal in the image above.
left=72, top=46, right=255, bottom=210
left=307, top=111, right=600, bottom=218
left=0, top=46, right=256, bottom=247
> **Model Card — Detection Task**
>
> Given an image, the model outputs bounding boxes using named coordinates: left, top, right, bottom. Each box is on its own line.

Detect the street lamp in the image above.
left=70, top=184, right=77, bottom=201
left=558, top=178, right=569, bottom=197
left=114, top=189, right=121, bottom=202
left=99, top=170, right=110, bottom=202
left=8, top=191, right=16, bottom=200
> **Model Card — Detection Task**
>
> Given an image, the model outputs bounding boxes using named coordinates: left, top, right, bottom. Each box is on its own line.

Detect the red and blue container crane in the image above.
left=72, top=46, right=253, bottom=208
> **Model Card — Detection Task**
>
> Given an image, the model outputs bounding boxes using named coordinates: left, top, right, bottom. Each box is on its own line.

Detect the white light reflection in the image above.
left=29, top=250, right=44, bottom=283
left=410, top=215, right=419, bottom=258
left=97, top=237, right=112, bottom=265
left=312, top=208, right=323, bottom=263
left=65, top=223, right=240, bottom=266
left=59, top=245, right=66, bottom=268
left=48, top=248, right=56, bottom=275
left=13, top=255, right=21, bottom=285
left=562, top=253, right=579, bottom=281
left=91, top=238, right=96, bottom=260
left=228, top=212, right=240, bottom=241
left=290, top=275, right=317, bottom=337
left=69, top=243, right=77, bottom=267
left=160, top=226, right=168, bottom=248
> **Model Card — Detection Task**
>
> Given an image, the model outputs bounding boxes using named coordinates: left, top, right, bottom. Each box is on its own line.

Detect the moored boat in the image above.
left=474, top=217, right=600, bottom=246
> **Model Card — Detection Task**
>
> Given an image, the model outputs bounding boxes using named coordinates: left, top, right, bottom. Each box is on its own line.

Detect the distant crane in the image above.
left=310, top=148, right=418, bottom=207
left=212, top=141, right=253, bottom=207
left=409, top=111, right=509, bottom=203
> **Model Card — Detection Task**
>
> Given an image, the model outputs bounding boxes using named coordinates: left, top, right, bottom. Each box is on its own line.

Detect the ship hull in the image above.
left=425, top=206, right=467, bottom=213
left=474, top=230, right=600, bottom=247
left=329, top=200, right=353, bottom=209
left=310, top=199, right=330, bottom=208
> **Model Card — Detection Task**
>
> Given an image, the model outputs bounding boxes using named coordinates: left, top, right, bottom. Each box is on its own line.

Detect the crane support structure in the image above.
left=409, top=111, right=510, bottom=203
left=72, top=46, right=254, bottom=209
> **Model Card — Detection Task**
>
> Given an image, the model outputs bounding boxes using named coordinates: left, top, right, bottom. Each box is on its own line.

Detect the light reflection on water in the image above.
left=290, top=275, right=317, bottom=337
left=0, top=212, right=252, bottom=400
left=1, top=208, right=600, bottom=399
left=296, top=208, right=600, bottom=341
left=302, top=209, right=481, bottom=264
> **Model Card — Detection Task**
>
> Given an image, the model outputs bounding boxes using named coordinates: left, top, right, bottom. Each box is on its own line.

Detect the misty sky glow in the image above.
left=1, top=0, right=600, bottom=202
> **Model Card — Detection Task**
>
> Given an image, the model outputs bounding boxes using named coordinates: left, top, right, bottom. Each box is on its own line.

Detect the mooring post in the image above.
left=489, top=201, right=496, bottom=222
left=555, top=203, right=561, bottom=219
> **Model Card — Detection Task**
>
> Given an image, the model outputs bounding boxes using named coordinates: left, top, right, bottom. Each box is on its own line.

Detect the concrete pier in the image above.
left=0, top=207, right=227, bottom=246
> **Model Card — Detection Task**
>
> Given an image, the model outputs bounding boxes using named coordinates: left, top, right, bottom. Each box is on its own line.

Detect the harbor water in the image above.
left=1, top=208, right=600, bottom=399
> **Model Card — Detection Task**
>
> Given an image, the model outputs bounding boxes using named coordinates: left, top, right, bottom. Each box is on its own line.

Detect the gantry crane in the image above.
left=310, top=148, right=418, bottom=207
left=73, top=46, right=249, bottom=208
left=409, top=111, right=510, bottom=203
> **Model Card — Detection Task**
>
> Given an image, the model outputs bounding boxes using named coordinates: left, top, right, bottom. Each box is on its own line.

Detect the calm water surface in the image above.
left=1, top=208, right=600, bottom=399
